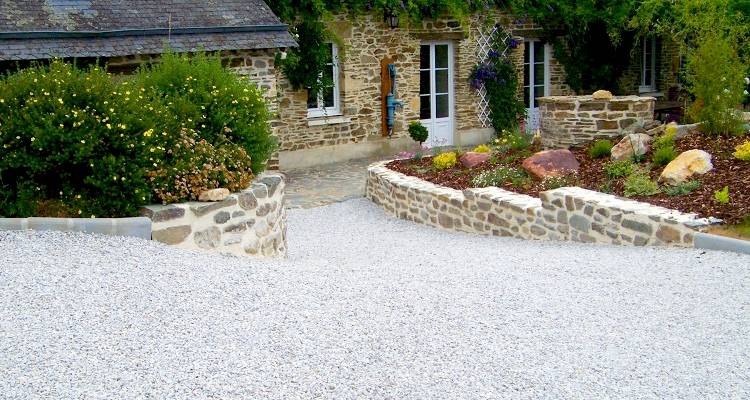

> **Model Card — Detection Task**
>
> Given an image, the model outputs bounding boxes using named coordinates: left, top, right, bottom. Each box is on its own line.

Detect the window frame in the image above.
left=307, top=43, right=341, bottom=118
left=640, top=37, right=657, bottom=93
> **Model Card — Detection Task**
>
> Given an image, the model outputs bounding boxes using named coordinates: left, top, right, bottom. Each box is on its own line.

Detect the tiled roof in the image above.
left=0, top=1, right=296, bottom=60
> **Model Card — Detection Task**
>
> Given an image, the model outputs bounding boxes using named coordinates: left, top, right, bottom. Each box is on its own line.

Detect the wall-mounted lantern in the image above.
left=385, top=10, right=399, bottom=29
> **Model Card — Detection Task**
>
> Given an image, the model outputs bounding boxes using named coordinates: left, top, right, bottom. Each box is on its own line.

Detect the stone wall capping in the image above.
left=0, top=217, right=152, bottom=239
left=366, top=160, right=721, bottom=250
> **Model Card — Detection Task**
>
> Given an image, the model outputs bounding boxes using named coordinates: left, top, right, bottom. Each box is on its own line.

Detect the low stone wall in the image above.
left=141, top=173, right=287, bottom=258
left=0, top=217, right=151, bottom=239
left=366, top=161, right=717, bottom=248
left=538, top=96, right=656, bottom=148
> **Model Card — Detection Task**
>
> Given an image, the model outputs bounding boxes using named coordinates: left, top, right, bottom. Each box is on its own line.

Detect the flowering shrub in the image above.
left=472, top=166, right=529, bottom=188
left=472, top=144, right=491, bottom=153
left=0, top=55, right=274, bottom=217
left=432, top=152, right=458, bottom=170
left=0, top=61, right=154, bottom=217
left=493, top=129, right=532, bottom=152
left=734, top=140, right=750, bottom=161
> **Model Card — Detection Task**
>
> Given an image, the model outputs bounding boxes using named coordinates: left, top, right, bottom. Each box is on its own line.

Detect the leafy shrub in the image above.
left=603, top=159, right=636, bottom=179
left=623, top=171, right=660, bottom=197
left=652, top=129, right=676, bottom=151
left=588, top=139, right=613, bottom=159
left=652, top=145, right=678, bottom=167
left=0, top=61, right=154, bottom=217
left=408, top=121, right=429, bottom=144
left=472, top=144, right=491, bottom=153
left=663, top=180, right=701, bottom=196
left=134, top=52, right=275, bottom=174
left=472, top=166, right=528, bottom=188
left=146, top=130, right=254, bottom=204
left=432, top=152, right=458, bottom=170
left=494, top=129, right=532, bottom=153
left=734, top=140, right=750, bottom=161
left=714, top=186, right=731, bottom=204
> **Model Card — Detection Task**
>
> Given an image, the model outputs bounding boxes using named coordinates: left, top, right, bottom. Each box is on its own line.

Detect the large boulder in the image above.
left=460, top=152, right=490, bottom=168
left=659, top=149, right=713, bottom=185
left=611, top=133, right=652, bottom=161
left=592, top=90, right=613, bottom=100
left=522, top=149, right=580, bottom=179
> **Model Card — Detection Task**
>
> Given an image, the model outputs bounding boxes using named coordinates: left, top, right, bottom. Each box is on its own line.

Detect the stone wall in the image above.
left=366, top=161, right=716, bottom=248
left=141, top=173, right=287, bottom=258
left=538, top=95, right=656, bottom=148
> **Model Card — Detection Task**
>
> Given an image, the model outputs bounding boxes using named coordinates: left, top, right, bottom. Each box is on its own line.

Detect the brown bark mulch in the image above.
left=387, top=133, right=750, bottom=224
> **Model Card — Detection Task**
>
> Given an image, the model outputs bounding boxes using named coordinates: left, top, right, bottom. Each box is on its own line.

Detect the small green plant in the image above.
left=432, top=152, right=458, bottom=170
left=652, top=130, right=676, bottom=151
left=472, top=144, right=491, bottom=153
left=734, top=140, right=750, bottom=161
left=588, top=139, right=613, bottom=159
left=714, top=186, right=731, bottom=204
left=623, top=171, right=660, bottom=197
left=408, top=121, right=429, bottom=144
left=472, top=166, right=528, bottom=188
left=651, top=145, right=678, bottom=168
left=603, top=159, right=636, bottom=179
left=663, top=180, right=701, bottom=196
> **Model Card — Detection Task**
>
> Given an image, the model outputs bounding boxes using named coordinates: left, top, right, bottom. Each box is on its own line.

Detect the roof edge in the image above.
left=0, top=24, right=290, bottom=40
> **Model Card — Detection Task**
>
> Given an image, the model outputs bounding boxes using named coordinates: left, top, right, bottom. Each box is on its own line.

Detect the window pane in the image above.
left=420, top=95, right=431, bottom=120
left=420, top=70, right=431, bottom=95
left=435, top=70, right=449, bottom=93
left=644, top=69, right=652, bottom=86
left=307, top=89, right=318, bottom=109
left=534, top=64, right=545, bottom=86
left=420, top=45, right=430, bottom=69
left=524, top=88, right=531, bottom=108
left=323, top=86, right=334, bottom=108
left=524, top=65, right=530, bottom=86
left=436, top=94, right=449, bottom=118
left=524, top=41, right=530, bottom=63
left=534, top=42, right=545, bottom=62
left=435, top=45, right=448, bottom=68
left=324, top=43, right=333, bottom=63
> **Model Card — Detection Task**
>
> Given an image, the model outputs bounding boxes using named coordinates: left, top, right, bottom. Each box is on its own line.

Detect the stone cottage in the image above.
left=0, top=2, right=679, bottom=169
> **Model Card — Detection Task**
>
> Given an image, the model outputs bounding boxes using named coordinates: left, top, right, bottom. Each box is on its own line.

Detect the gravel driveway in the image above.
left=1, top=199, right=749, bottom=399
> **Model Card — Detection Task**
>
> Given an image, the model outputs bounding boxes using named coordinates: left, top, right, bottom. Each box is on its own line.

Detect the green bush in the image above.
left=603, top=159, right=636, bottom=179
left=623, top=171, right=661, bottom=197
left=0, top=61, right=154, bottom=217
left=664, top=180, right=701, bottom=196
left=588, top=139, right=613, bottom=159
left=408, top=121, right=429, bottom=144
left=714, top=186, right=731, bottom=204
left=472, top=166, right=529, bottom=188
left=652, top=145, right=678, bottom=168
left=134, top=52, right=275, bottom=174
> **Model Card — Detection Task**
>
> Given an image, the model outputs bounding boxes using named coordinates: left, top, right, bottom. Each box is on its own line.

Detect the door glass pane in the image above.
left=534, top=42, right=545, bottom=62
left=435, top=94, right=449, bottom=118
left=534, top=85, right=545, bottom=102
left=534, top=63, right=545, bottom=86
left=435, top=70, right=449, bottom=94
left=420, top=96, right=431, bottom=120
left=524, top=89, right=531, bottom=108
left=420, top=45, right=430, bottom=69
left=523, top=65, right=530, bottom=86
left=420, top=70, right=431, bottom=95
left=435, top=45, right=448, bottom=68
left=524, top=41, right=530, bottom=63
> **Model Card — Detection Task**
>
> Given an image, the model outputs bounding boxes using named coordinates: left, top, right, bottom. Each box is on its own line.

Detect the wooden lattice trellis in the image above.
left=475, top=25, right=512, bottom=128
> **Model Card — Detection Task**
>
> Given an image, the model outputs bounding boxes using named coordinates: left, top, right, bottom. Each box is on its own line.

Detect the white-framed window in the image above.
left=640, top=37, right=657, bottom=93
left=307, top=43, right=340, bottom=118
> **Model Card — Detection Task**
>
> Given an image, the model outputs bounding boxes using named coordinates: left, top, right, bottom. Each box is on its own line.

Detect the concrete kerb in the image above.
left=0, top=217, right=152, bottom=239
left=694, top=232, right=750, bottom=256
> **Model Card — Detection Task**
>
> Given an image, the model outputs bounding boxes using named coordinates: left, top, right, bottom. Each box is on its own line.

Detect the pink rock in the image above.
left=460, top=152, right=490, bottom=168
left=522, top=149, right=580, bottom=179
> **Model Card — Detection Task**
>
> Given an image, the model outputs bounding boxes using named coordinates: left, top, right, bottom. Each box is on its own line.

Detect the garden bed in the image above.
left=388, top=132, right=749, bottom=224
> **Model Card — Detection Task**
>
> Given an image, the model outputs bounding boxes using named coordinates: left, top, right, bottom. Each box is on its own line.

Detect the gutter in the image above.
left=0, top=24, right=290, bottom=40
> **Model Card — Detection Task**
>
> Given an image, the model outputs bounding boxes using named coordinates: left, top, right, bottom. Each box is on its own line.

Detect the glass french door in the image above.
left=524, top=40, right=550, bottom=133
left=420, top=42, right=454, bottom=147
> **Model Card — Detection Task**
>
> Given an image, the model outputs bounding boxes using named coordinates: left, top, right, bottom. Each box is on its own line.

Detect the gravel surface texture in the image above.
left=1, top=199, right=749, bottom=399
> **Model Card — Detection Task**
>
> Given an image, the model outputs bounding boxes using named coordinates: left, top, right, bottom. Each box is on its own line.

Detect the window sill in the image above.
left=307, top=115, right=351, bottom=127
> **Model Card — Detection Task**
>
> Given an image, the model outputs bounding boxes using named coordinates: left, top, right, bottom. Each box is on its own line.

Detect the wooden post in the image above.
left=381, top=56, right=394, bottom=136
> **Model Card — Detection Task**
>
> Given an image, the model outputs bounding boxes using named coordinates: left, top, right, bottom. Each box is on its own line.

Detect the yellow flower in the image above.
left=106, top=124, right=112, bottom=129
left=80, top=140, right=86, bottom=144
left=143, top=128, right=154, bottom=137
left=57, top=98, right=63, bottom=104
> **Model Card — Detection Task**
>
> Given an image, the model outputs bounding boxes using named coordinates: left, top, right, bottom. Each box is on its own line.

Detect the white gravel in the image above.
left=1, top=199, right=749, bottom=399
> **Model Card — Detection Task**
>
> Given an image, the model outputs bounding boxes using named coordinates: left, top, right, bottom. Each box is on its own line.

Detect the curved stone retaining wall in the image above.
left=141, top=173, right=287, bottom=258
left=538, top=95, right=655, bottom=148
left=366, top=161, right=717, bottom=248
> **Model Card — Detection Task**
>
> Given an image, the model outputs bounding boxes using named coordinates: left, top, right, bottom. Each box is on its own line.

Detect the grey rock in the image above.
left=152, top=225, right=191, bottom=245
left=194, top=227, right=221, bottom=249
